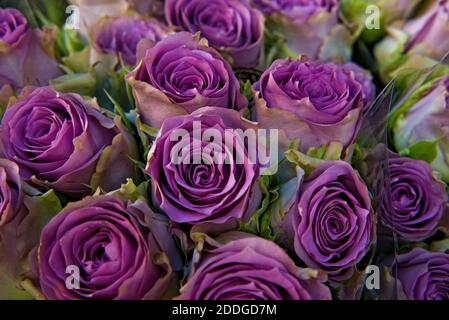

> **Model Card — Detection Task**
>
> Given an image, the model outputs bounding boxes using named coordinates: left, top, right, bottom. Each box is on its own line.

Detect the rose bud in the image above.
left=375, top=0, right=449, bottom=81
left=379, top=152, right=448, bottom=242
left=165, top=0, right=264, bottom=68
left=177, top=232, right=331, bottom=300
left=403, top=0, right=449, bottom=61
left=252, top=0, right=351, bottom=62
left=93, top=16, right=167, bottom=67
left=145, top=107, right=262, bottom=228
left=126, top=32, right=247, bottom=128
left=391, top=75, right=449, bottom=182
left=253, top=57, right=364, bottom=153
left=393, top=248, right=449, bottom=300
left=0, top=8, right=61, bottom=90
left=0, top=87, right=138, bottom=198
left=38, top=194, right=181, bottom=299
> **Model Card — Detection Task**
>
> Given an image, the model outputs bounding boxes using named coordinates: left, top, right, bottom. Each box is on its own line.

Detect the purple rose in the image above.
left=145, top=107, right=261, bottom=227
left=252, top=0, right=340, bottom=60
left=177, top=232, right=331, bottom=300
left=165, top=0, right=264, bottom=68
left=393, top=248, right=449, bottom=300
left=126, top=32, right=247, bottom=128
left=380, top=153, right=448, bottom=242
left=0, top=87, right=138, bottom=198
left=343, top=62, right=376, bottom=108
left=0, top=159, right=24, bottom=227
left=253, top=57, right=364, bottom=152
left=285, top=161, right=374, bottom=281
left=404, top=0, right=449, bottom=60
left=0, top=8, right=61, bottom=90
left=393, top=75, right=449, bottom=182
left=39, top=195, right=181, bottom=300
left=93, top=16, right=167, bottom=66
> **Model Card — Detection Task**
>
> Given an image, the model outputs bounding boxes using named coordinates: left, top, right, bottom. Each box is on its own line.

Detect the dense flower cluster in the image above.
left=0, top=0, right=448, bottom=301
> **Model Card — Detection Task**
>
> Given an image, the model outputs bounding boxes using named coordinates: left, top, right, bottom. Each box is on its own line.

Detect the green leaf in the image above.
left=340, top=0, right=368, bottom=27
left=240, top=176, right=277, bottom=238
left=263, top=20, right=297, bottom=69
left=285, top=142, right=342, bottom=176
left=41, top=0, right=69, bottom=27
left=306, top=141, right=343, bottom=160
left=399, top=140, right=439, bottom=163
left=104, top=90, right=135, bottom=134
left=138, top=119, right=160, bottom=138
left=50, top=72, right=96, bottom=96
left=0, top=275, right=33, bottom=300
left=429, top=239, right=449, bottom=253
left=24, top=189, right=62, bottom=224
left=239, top=80, right=253, bottom=102
left=61, top=45, right=90, bottom=73
left=110, top=179, right=144, bottom=202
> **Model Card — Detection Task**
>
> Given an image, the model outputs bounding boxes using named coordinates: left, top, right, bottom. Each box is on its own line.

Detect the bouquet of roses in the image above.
left=0, top=0, right=448, bottom=301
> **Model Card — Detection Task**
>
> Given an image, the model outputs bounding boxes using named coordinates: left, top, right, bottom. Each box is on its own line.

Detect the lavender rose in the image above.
left=375, top=0, right=449, bottom=81
left=0, top=159, right=24, bottom=227
left=38, top=194, right=181, bottom=300
left=252, top=0, right=347, bottom=61
left=343, top=62, right=376, bottom=108
left=285, top=161, right=374, bottom=281
left=392, top=75, right=449, bottom=182
left=253, top=57, right=364, bottom=152
left=177, top=232, right=331, bottom=300
left=126, top=32, right=247, bottom=128
left=93, top=16, right=167, bottom=66
left=393, top=248, right=449, bottom=300
left=145, top=107, right=261, bottom=227
left=165, top=0, right=264, bottom=68
left=0, top=8, right=61, bottom=90
left=0, top=87, right=138, bottom=198
left=403, top=0, right=449, bottom=61
left=380, top=152, right=448, bottom=242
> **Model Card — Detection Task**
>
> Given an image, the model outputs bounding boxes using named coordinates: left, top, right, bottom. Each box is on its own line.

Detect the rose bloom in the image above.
left=0, top=87, right=138, bottom=198
left=285, top=161, right=374, bottom=281
left=93, top=16, right=167, bottom=66
left=0, top=159, right=25, bottom=227
left=177, top=232, right=331, bottom=300
left=253, top=57, right=364, bottom=152
left=126, top=32, right=247, bottom=128
left=165, top=0, right=264, bottom=68
left=252, top=0, right=339, bottom=59
left=0, top=8, right=61, bottom=90
left=393, top=75, right=449, bottom=182
left=403, top=0, right=449, bottom=61
left=393, top=248, right=449, bottom=300
left=145, top=107, right=261, bottom=227
left=380, top=152, right=448, bottom=242
left=343, top=62, right=376, bottom=108
left=38, top=195, right=181, bottom=300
